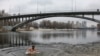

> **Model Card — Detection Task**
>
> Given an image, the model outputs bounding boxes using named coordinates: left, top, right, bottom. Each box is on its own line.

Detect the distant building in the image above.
left=81, top=21, right=87, bottom=28
left=0, top=10, right=10, bottom=17
left=91, top=25, right=96, bottom=29
left=75, top=21, right=82, bottom=28
left=97, top=9, right=99, bottom=12
left=0, top=10, right=11, bottom=31
left=71, top=21, right=75, bottom=28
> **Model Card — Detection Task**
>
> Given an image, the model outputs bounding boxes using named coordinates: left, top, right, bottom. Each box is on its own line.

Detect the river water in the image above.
left=29, top=29, right=100, bottom=44
left=0, top=29, right=100, bottom=46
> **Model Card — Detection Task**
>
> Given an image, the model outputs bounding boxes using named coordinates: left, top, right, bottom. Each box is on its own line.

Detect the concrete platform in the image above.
left=0, top=44, right=73, bottom=56
left=0, top=46, right=28, bottom=56
left=0, top=45, right=65, bottom=56
left=1, top=44, right=99, bottom=56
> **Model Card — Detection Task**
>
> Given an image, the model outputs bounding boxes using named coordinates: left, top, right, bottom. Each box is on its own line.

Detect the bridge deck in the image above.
left=0, top=11, right=100, bottom=20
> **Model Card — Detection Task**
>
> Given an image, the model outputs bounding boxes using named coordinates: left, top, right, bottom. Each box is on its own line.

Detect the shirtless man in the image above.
left=26, top=45, right=39, bottom=56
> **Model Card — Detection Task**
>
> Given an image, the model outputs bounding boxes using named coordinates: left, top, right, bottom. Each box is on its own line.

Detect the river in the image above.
left=0, top=29, right=100, bottom=46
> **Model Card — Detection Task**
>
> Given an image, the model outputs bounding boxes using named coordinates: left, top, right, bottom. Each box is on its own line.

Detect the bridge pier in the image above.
left=9, top=19, right=11, bottom=26
left=22, top=18, right=24, bottom=22
left=92, top=14, right=94, bottom=19
left=97, top=23, right=100, bottom=31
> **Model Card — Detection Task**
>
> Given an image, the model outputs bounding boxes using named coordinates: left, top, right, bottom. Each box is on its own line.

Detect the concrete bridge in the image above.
left=0, top=11, right=100, bottom=31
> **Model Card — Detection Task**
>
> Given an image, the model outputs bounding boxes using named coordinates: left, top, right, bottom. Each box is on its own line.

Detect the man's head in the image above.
left=32, top=45, right=35, bottom=50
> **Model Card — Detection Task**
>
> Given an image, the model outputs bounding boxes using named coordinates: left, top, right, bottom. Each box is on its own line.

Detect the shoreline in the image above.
left=16, top=28, right=89, bottom=32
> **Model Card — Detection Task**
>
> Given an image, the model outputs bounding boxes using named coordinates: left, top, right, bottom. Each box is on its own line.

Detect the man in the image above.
left=26, top=45, right=39, bottom=56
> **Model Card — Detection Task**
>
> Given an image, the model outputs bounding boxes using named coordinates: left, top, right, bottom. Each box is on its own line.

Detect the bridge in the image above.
left=0, top=11, right=100, bottom=31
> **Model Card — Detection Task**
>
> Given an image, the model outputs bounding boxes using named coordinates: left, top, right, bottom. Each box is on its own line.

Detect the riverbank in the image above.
left=17, top=28, right=78, bottom=32
left=16, top=28, right=98, bottom=32
left=1, top=42, right=100, bottom=56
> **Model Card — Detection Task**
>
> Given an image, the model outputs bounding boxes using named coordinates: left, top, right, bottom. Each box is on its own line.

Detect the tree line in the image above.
left=32, top=20, right=74, bottom=29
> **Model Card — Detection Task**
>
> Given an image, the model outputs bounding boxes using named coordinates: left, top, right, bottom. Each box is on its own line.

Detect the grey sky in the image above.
left=0, top=0, right=100, bottom=26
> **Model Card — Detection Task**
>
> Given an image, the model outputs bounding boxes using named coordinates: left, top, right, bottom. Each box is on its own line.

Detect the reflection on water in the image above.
left=97, top=32, right=100, bottom=37
left=0, top=32, right=33, bottom=48
left=30, top=30, right=100, bottom=44
left=0, top=30, right=100, bottom=48
left=41, top=32, right=74, bottom=39
left=75, top=30, right=87, bottom=38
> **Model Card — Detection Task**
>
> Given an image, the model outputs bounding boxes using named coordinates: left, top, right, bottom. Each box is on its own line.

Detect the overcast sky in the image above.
left=0, top=0, right=100, bottom=27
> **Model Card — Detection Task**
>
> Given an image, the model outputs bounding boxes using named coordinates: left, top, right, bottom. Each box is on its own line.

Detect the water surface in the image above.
left=0, top=29, right=100, bottom=46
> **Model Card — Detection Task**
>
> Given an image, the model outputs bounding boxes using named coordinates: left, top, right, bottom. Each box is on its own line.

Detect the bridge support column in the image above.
left=9, top=19, right=11, bottom=26
left=8, top=19, right=10, bottom=26
left=3, top=20, right=5, bottom=26
left=82, top=14, right=84, bottom=17
left=13, top=19, right=15, bottom=26
left=4, top=20, right=6, bottom=26
left=92, top=14, right=94, bottom=19
left=22, top=17, right=24, bottom=22
left=18, top=18, right=20, bottom=23
left=11, top=19, right=14, bottom=26
left=6, top=20, right=8, bottom=26
left=97, top=23, right=100, bottom=31
left=0, top=20, right=3, bottom=26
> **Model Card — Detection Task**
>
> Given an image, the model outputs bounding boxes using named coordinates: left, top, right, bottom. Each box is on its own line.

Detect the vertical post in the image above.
left=92, top=14, right=94, bottom=19
left=25, top=17, right=28, bottom=29
left=21, top=17, right=24, bottom=29
left=82, top=14, right=84, bottom=17
left=0, top=20, right=2, bottom=26
left=3, top=20, right=5, bottom=26
left=11, top=19, right=13, bottom=26
left=22, top=17, right=24, bottom=22
left=16, top=18, right=18, bottom=24
left=19, top=18, right=20, bottom=23
left=15, top=18, right=17, bottom=24
left=8, top=19, right=10, bottom=26
left=3, top=20, right=4, bottom=26
left=10, top=19, right=12, bottom=26
left=29, top=17, right=31, bottom=29
left=0, top=20, right=3, bottom=26
left=0, top=20, right=1, bottom=26
left=4, top=19, right=6, bottom=26
left=9, top=19, right=11, bottom=26
left=13, top=18, right=15, bottom=26
left=5, top=19, right=7, bottom=26
left=6, top=19, right=8, bottom=26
